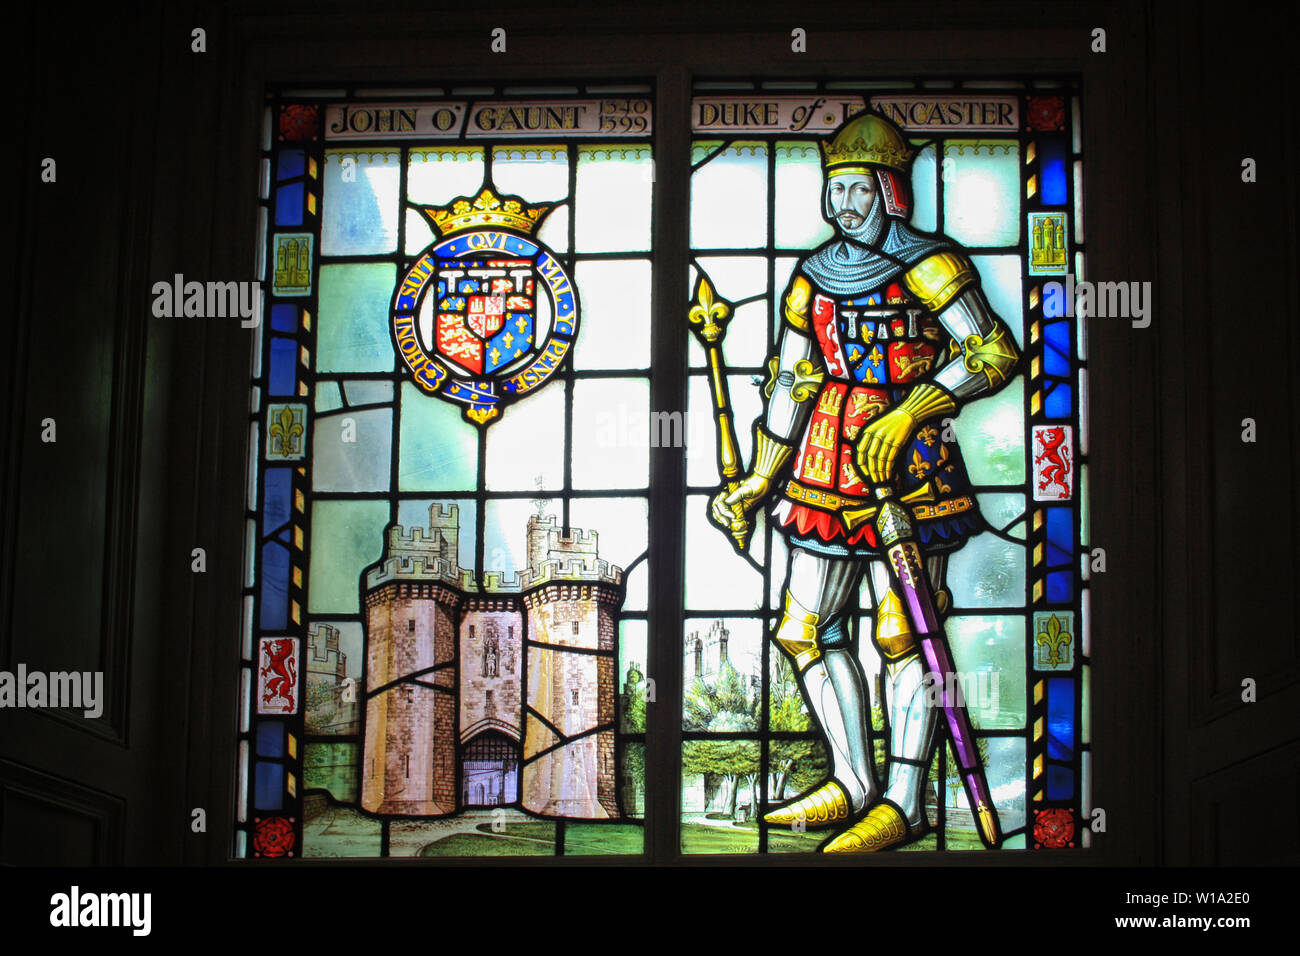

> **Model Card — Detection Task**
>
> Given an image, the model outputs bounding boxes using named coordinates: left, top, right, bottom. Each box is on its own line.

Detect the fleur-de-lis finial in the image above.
left=687, top=275, right=732, bottom=345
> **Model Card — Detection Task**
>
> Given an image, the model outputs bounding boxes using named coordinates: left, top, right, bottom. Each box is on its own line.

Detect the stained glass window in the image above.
left=237, top=77, right=1089, bottom=860
left=239, top=86, right=654, bottom=858
left=683, top=80, right=1088, bottom=853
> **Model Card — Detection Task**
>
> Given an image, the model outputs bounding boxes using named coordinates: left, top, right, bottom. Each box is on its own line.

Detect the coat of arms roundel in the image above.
left=390, top=184, right=577, bottom=427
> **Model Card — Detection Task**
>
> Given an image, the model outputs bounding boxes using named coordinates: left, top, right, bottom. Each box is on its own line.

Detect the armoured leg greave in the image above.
left=867, top=559, right=946, bottom=830
left=773, top=549, right=877, bottom=813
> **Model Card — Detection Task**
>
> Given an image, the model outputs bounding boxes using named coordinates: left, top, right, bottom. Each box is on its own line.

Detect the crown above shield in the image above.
left=821, top=111, right=917, bottom=175
left=420, top=186, right=552, bottom=237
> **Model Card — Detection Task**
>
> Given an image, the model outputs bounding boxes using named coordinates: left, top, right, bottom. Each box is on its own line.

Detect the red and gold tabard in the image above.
left=775, top=264, right=982, bottom=553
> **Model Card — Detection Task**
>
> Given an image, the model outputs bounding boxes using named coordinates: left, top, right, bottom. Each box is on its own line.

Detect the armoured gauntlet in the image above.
left=711, top=426, right=795, bottom=529
left=854, top=383, right=957, bottom=484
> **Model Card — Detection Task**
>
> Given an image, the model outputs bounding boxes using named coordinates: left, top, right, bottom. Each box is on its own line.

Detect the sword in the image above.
left=686, top=274, right=751, bottom=550
left=873, top=485, right=1003, bottom=849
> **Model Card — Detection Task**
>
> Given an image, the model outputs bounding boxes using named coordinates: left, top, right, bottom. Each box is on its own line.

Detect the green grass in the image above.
left=418, top=832, right=554, bottom=856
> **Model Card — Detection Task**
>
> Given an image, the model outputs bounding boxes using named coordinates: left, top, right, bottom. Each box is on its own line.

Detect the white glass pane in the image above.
left=572, top=259, right=651, bottom=369
left=774, top=141, right=834, bottom=249
left=910, top=143, right=939, bottom=232
left=691, top=142, right=768, bottom=250
left=322, top=150, right=401, bottom=255
left=406, top=147, right=485, bottom=205
left=575, top=144, right=652, bottom=252
left=970, top=254, right=1025, bottom=346
left=403, top=207, right=434, bottom=256
left=568, top=496, right=648, bottom=571
left=491, top=145, right=570, bottom=201
left=684, top=496, right=764, bottom=610
left=483, top=386, right=566, bottom=491
left=687, top=372, right=765, bottom=489
left=312, top=408, right=392, bottom=492
left=571, top=378, right=650, bottom=490
left=943, top=141, right=1020, bottom=247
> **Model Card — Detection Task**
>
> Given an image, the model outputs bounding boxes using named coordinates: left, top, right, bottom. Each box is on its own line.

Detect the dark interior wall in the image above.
left=1, top=0, right=1294, bottom=865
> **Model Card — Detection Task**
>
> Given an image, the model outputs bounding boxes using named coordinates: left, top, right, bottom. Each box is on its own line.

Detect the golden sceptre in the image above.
left=686, top=274, right=751, bottom=549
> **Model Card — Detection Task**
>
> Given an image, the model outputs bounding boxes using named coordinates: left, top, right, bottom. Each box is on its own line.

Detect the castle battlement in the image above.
left=367, top=509, right=621, bottom=593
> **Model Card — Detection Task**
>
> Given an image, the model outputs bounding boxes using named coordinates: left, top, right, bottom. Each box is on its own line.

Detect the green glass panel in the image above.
left=307, top=498, right=390, bottom=614
left=948, top=533, right=1027, bottom=609
left=316, top=263, right=398, bottom=373
left=945, top=614, right=1027, bottom=729
left=950, top=380, right=1025, bottom=485
left=397, top=382, right=478, bottom=492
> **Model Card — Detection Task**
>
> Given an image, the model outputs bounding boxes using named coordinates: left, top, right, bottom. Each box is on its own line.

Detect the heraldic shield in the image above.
left=390, top=184, right=577, bottom=427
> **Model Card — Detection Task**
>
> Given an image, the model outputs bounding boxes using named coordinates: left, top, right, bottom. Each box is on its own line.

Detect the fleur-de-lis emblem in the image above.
left=907, top=448, right=931, bottom=479
left=917, top=425, right=939, bottom=447
left=687, top=275, right=732, bottom=345
left=1035, top=613, right=1073, bottom=668
left=268, top=405, right=305, bottom=458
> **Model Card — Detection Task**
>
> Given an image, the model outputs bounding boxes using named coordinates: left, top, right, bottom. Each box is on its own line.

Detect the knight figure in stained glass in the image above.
left=708, top=111, right=1021, bottom=851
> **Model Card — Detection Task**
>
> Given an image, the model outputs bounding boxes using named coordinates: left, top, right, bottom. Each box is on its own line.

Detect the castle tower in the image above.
left=360, top=509, right=463, bottom=816
left=518, top=516, right=622, bottom=819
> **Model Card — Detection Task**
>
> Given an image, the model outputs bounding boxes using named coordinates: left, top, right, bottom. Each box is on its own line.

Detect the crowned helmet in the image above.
left=820, top=111, right=917, bottom=176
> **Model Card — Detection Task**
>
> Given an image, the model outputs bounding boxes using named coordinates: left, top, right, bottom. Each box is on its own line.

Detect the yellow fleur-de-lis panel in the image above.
left=267, top=404, right=307, bottom=460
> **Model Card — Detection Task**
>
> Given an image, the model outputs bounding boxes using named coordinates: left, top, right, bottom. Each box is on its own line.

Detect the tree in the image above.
left=683, top=661, right=760, bottom=818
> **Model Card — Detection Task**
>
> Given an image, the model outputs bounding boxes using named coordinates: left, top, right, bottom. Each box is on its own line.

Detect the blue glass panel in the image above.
left=277, top=529, right=291, bottom=544
left=254, top=761, right=285, bottom=810
left=275, top=183, right=304, bottom=227
left=256, top=721, right=285, bottom=757
left=1041, top=140, right=1068, bottom=206
left=1046, top=570, right=1072, bottom=603
left=1047, top=763, right=1074, bottom=800
left=271, top=304, right=297, bottom=333
left=1045, top=382, right=1072, bottom=419
left=1046, top=507, right=1072, bottom=551
left=277, top=149, right=305, bottom=180
left=1044, top=341, right=1070, bottom=377
left=1047, top=678, right=1075, bottom=760
left=262, top=468, right=291, bottom=535
left=269, top=337, right=296, bottom=396
left=1044, top=320, right=1070, bottom=354
left=260, top=542, right=289, bottom=629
